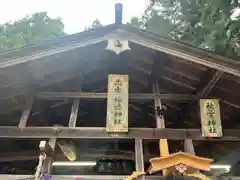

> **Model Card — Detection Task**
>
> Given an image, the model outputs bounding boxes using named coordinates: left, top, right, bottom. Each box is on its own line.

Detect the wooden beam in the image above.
left=0, top=174, right=238, bottom=180
left=0, top=175, right=201, bottom=180
left=36, top=92, right=199, bottom=101
left=18, top=96, right=34, bottom=128
left=0, top=127, right=240, bottom=140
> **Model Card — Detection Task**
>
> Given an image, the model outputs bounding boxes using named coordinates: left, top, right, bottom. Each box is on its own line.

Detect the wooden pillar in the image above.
left=18, top=96, right=34, bottom=128
left=135, top=138, right=145, bottom=180
left=153, top=84, right=169, bottom=176
left=41, top=138, right=57, bottom=175
left=184, top=139, right=195, bottom=155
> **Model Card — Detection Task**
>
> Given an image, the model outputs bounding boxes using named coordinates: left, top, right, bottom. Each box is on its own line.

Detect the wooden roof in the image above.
left=0, top=23, right=240, bottom=175
left=0, top=24, right=239, bottom=125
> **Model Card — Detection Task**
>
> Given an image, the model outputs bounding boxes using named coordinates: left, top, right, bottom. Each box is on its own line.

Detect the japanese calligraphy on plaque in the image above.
left=106, top=74, right=129, bottom=132
left=200, top=99, right=222, bottom=137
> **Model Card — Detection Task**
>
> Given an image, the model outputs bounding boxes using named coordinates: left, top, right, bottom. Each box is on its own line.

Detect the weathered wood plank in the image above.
left=0, top=127, right=239, bottom=140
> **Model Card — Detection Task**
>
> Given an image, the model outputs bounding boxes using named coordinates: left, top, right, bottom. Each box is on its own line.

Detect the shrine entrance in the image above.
left=0, top=2, right=239, bottom=180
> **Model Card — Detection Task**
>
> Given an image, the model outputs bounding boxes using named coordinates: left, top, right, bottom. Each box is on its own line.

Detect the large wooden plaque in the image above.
left=200, top=99, right=222, bottom=137
left=106, top=74, right=129, bottom=132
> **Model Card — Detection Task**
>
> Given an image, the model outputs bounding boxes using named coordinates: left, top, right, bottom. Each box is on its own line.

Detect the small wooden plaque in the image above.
left=106, top=74, right=129, bottom=132
left=200, top=99, right=222, bottom=137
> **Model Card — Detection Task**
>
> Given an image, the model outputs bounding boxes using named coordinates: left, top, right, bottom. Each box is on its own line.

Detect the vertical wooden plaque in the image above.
left=106, top=74, right=129, bottom=132
left=200, top=99, right=222, bottom=137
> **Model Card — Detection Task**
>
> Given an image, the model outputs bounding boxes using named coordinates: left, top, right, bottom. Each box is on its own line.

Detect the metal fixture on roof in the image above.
left=115, top=2, right=123, bottom=25
left=106, top=1, right=131, bottom=54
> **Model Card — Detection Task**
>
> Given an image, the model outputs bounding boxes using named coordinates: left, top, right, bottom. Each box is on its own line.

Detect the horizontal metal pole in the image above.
left=36, top=92, right=198, bottom=100
left=0, top=175, right=238, bottom=180
left=0, top=127, right=240, bottom=141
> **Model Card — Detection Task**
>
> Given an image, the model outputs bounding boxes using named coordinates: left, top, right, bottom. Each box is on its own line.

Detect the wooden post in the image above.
left=42, top=138, right=57, bottom=176
left=184, top=139, right=195, bottom=155
left=18, top=96, right=34, bottom=128
left=69, top=75, right=83, bottom=128
left=135, top=138, right=145, bottom=180
left=153, top=84, right=169, bottom=176
left=153, top=84, right=165, bottom=129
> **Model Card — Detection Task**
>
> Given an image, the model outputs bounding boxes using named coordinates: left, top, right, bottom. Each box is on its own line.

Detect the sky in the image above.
left=0, top=0, right=149, bottom=34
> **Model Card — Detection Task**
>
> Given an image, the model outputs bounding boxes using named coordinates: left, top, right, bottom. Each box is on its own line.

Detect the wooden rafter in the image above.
left=198, top=70, right=223, bottom=96
left=147, top=53, right=170, bottom=90
left=161, top=75, right=196, bottom=91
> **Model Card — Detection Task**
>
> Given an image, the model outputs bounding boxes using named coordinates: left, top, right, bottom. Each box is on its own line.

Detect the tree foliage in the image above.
left=129, top=0, right=240, bottom=59
left=84, top=19, right=102, bottom=30
left=0, top=12, right=65, bottom=51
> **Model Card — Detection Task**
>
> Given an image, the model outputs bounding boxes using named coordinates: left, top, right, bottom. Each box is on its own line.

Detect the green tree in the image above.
left=0, top=12, right=65, bottom=51
left=128, top=8, right=173, bottom=38
left=84, top=19, right=102, bottom=30
left=128, top=0, right=240, bottom=59
left=146, top=0, right=240, bottom=59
